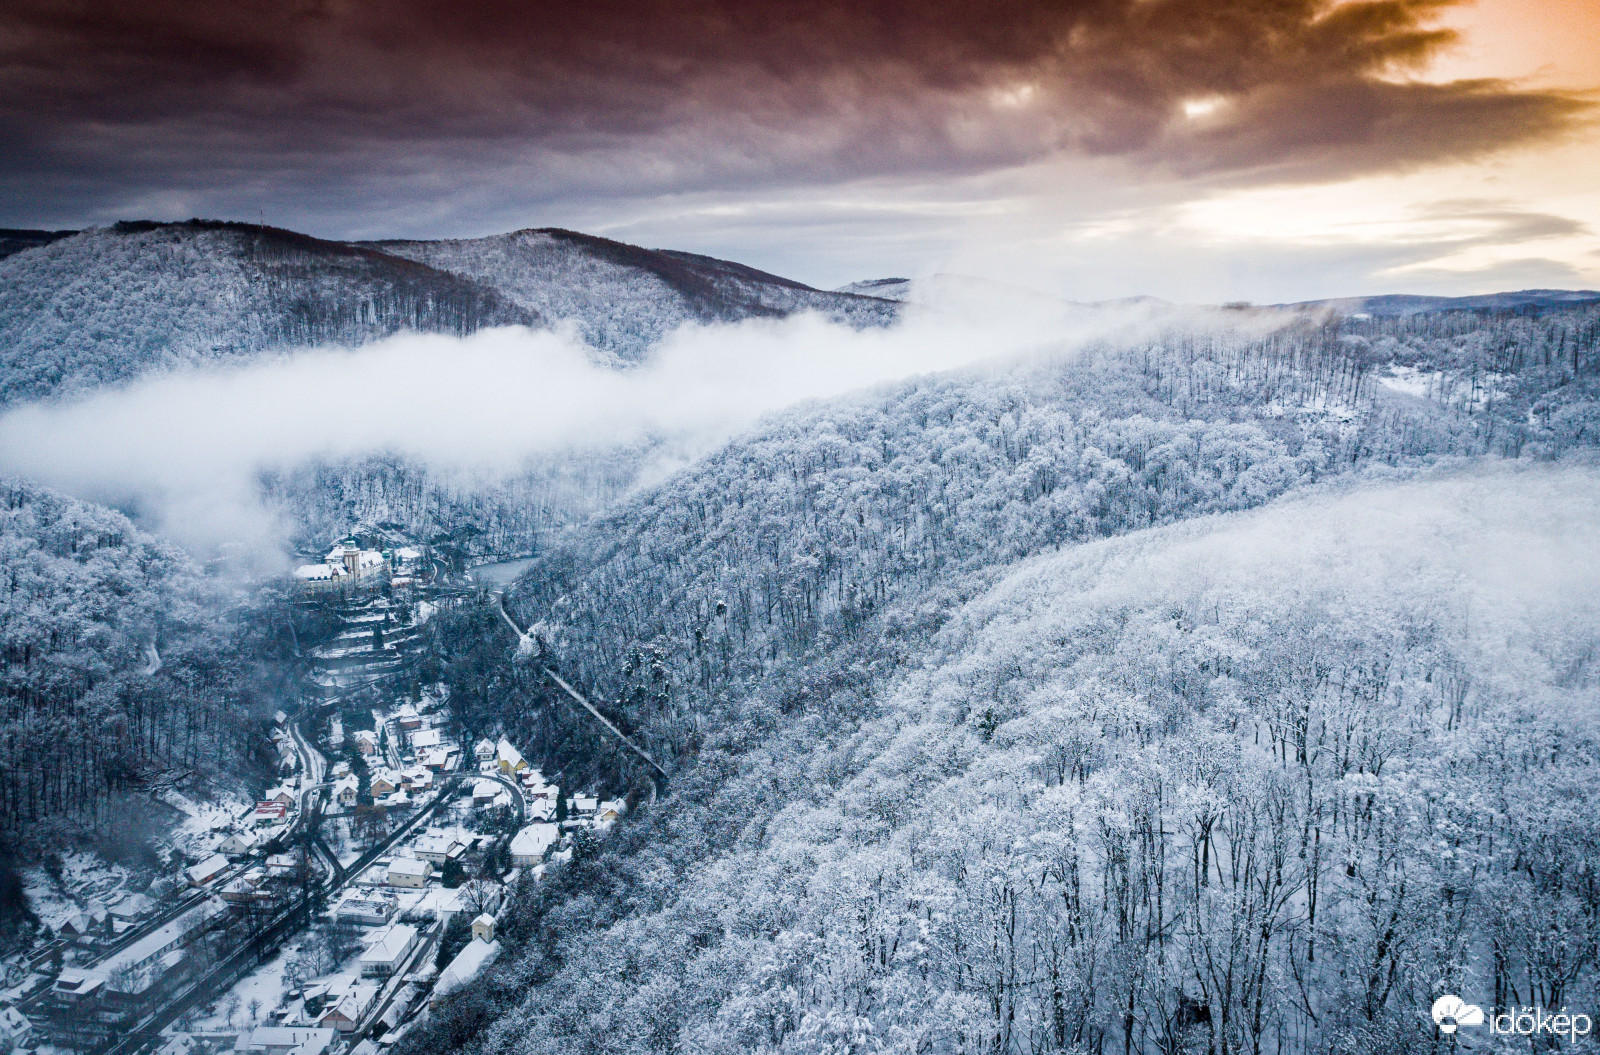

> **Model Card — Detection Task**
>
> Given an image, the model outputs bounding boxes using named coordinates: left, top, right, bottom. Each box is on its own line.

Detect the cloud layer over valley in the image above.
left=0, top=295, right=1226, bottom=557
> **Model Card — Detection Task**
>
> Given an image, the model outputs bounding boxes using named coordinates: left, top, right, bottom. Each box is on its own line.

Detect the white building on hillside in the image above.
left=359, top=924, right=419, bottom=978
left=510, top=823, right=560, bottom=868
left=294, top=543, right=389, bottom=595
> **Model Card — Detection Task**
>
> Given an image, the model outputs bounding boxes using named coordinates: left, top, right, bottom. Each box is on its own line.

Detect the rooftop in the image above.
left=360, top=924, right=419, bottom=964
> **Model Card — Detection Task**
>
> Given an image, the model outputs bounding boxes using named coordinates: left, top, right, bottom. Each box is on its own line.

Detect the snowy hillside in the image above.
left=0, top=221, right=902, bottom=403
left=0, top=478, right=272, bottom=848
left=470, top=462, right=1600, bottom=1055
left=408, top=299, right=1600, bottom=1055
left=369, top=228, right=900, bottom=360
left=0, top=220, right=535, bottom=404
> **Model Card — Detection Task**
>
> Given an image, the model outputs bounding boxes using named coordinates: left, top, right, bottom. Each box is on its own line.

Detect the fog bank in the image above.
left=0, top=295, right=1279, bottom=557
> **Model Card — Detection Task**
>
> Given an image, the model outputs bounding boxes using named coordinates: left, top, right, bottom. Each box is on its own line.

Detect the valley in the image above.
left=0, top=223, right=1597, bottom=1055
left=4, top=531, right=639, bottom=1055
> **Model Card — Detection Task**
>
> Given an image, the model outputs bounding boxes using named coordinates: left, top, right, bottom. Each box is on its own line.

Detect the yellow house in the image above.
left=496, top=738, right=527, bottom=775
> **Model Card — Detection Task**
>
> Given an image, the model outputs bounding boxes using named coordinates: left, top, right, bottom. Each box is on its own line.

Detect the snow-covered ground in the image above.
left=160, top=789, right=253, bottom=855
left=20, top=850, right=148, bottom=932
left=1376, top=363, right=1441, bottom=398
left=184, top=951, right=295, bottom=1032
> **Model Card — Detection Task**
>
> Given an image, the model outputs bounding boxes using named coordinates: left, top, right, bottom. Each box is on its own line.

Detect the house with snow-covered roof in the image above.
left=0, top=1006, right=36, bottom=1050
left=218, top=831, right=258, bottom=856
left=359, top=924, right=419, bottom=978
left=420, top=746, right=456, bottom=771
left=496, top=738, right=527, bottom=774
left=253, top=801, right=290, bottom=826
left=413, top=830, right=469, bottom=864
left=240, top=1026, right=337, bottom=1055
left=387, top=857, right=431, bottom=888
left=186, top=853, right=230, bottom=886
left=333, top=774, right=359, bottom=807
left=510, top=823, right=560, bottom=867
left=265, top=853, right=299, bottom=878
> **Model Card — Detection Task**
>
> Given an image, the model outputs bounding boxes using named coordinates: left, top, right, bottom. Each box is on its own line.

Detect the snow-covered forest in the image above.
left=449, top=463, right=1600, bottom=1055
left=1, top=215, right=1598, bottom=1054
left=0, top=220, right=897, bottom=405
left=404, top=301, right=1600, bottom=1055
left=0, top=221, right=536, bottom=405
left=0, top=479, right=285, bottom=849
left=372, top=228, right=898, bottom=361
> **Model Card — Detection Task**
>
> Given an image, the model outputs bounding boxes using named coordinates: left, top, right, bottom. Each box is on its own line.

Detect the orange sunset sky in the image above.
left=1, top=0, right=1596, bottom=301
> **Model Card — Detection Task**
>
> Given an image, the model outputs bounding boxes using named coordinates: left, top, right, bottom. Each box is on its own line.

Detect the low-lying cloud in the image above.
left=0, top=294, right=1245, bottom=560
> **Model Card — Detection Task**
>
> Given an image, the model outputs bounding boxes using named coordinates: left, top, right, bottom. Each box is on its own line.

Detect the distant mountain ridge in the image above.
left=1284, top=289, right=1600, bottom=316
left=366, top=227, right=897, bottom=359
left=0, top=219, right=898, bottom=405
left=4, top=219, right=1597, bottom=407
left=0, top=228, right=77, bottom=261
left=841, top=274, right=1600, bottom=318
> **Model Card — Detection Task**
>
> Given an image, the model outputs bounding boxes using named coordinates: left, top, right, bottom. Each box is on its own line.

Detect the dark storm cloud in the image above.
left=0, top=0, right=1589, bottom=232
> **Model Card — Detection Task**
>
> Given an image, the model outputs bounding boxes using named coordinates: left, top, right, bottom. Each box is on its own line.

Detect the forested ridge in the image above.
left=409, top=302, right=1600, bottom=1055
left=511, top=302, right=1598, bottom=747
left=0, top=478, right=285, bottom=849
left=371, top=228, right=899, bottom=361
left=0, top=220, right=537, bottom=405
left=0, top=219, right=898, bottom=406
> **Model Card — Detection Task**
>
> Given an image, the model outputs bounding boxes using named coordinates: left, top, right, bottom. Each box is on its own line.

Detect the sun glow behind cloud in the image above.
left=1181, top=97, right=1225, bottom=119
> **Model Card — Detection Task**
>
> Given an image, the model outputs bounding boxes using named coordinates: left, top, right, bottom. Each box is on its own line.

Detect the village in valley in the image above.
left=1, top=537, right=627, bottom=1055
